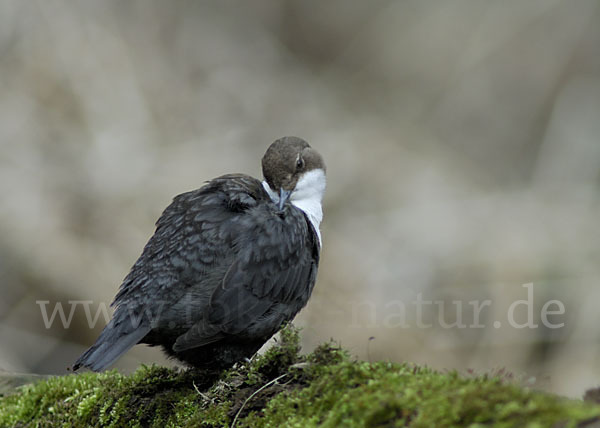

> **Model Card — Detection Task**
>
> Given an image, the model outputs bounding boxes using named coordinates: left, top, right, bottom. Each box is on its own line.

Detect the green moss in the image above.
left=1, top=325, right=599, bottom=427
left=245, top=359, right=599, bottom=428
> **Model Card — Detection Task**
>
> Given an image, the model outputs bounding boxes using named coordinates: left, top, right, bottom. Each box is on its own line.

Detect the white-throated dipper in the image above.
left=73, top=136, right=326, bottom=371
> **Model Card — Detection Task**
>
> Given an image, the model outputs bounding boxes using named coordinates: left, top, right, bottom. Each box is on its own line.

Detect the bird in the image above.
left=73, top=136, right=326, bottom=371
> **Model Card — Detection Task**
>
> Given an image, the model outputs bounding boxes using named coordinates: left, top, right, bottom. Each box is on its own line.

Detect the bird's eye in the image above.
left=296, top=157, right=305, bottom=170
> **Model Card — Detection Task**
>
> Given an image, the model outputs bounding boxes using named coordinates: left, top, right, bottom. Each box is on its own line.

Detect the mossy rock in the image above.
left=1, top=326, right=599, bottom=427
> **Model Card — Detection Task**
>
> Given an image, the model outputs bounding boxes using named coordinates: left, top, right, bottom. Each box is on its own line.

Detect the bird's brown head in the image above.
left=262, top=136, right=326, bottom=193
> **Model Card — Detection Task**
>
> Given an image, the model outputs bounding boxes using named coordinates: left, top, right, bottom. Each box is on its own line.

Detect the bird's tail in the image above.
left=72, top=317, right=151, bottom=372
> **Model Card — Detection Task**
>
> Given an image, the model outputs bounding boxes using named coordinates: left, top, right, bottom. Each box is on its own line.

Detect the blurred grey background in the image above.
left=1, top=0, right=599, bottom=398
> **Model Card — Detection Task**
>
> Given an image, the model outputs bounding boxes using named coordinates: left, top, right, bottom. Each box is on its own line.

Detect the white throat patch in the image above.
left=262, top=168, right=326, bottom=246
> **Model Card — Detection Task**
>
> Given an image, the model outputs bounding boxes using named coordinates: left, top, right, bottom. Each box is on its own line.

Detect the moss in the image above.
left=1, top=325, right=599, bottom=427
left=244, top=360, right=599, bottom=428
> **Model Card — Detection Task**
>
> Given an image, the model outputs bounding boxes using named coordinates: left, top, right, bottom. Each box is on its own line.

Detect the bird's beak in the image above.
left=278, top=188, right=291, bottom=210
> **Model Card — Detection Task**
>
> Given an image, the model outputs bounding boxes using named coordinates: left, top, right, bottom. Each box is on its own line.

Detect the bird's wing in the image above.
left=112, top=174, right=263, bottom=311
left=172, top=199, right=320, bottom=352
left=74, top=174, right=272, bottom=371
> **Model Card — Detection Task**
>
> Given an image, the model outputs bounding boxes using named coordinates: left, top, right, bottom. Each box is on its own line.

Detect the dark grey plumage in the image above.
left=73, top=137, right=325, bottom=371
